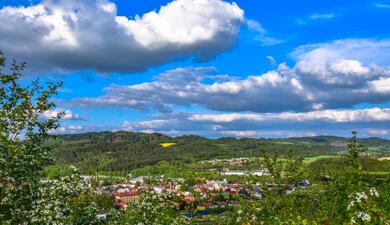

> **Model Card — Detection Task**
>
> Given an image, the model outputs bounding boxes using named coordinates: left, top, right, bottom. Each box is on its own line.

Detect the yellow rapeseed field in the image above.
left=159, top=143, right=176, bottom=148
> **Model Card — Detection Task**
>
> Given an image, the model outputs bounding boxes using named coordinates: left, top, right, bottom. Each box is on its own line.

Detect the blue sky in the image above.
left=1, top=0, right=390, bottom=138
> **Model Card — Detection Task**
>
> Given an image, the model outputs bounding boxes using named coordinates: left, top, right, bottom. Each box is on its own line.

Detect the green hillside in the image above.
left=51, top=131, right=390, bottom=173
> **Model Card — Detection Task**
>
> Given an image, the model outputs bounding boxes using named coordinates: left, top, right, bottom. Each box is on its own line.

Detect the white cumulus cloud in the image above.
left=366, top=128, right=390, bottom=135
left=72, top=51, right=390, bottom=113
left=0, top=0, right=244, bottom=73
left=43, top=108, right=85, bottom=120
left=188, top=108, right=390, bottom=123
left=117, top=108, right=390, bottom=138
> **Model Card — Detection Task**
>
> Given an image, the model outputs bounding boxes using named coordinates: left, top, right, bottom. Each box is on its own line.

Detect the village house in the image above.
left=96, top=210, right=107, bottom=220
left=113, top=191, right=140, bottom=203
left=221, top=169, right=269, bottom=176
left=129, top=176, right=145, bottom=184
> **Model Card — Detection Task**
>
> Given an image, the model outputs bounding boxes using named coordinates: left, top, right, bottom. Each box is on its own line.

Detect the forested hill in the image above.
left=52, top=131, right=390, bottom=173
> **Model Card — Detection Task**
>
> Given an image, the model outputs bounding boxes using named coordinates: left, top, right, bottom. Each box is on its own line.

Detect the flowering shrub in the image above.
left=29, top=167, right=84, bottom=224
left=0, top=52, right=83, bottom=224
left=118, top=192, right=188, bottom=225
left=347, top=187, right=389, bottom=224
left=222, top=200, right=262, bottom=225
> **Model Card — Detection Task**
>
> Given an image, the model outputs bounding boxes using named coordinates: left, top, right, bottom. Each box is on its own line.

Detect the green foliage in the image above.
left=262, top=150, right=283, bottom=179
left=222, top=199, right=261, bottom=225
left=262, top=150, right=304, bottom=194
left=0, top=52, right=82, bottom=224
left=44, top=164, right=77, bottom=178
left=69, top=194, right=116, bottom=225
left=348, top=131, right=368, bottom=170
left=117, top=193, right=188, bottom=225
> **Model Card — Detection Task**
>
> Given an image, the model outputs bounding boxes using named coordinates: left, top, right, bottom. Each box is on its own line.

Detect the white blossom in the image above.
left=357, top=211, right=371, bottom=222
left=369, top=187, right=379, bottom=197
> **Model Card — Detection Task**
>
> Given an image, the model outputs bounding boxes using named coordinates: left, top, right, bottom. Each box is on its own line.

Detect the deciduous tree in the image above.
left=0, top=52, right=82, bottom=224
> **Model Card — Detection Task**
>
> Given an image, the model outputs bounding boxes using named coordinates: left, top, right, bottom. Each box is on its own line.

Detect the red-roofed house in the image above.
left=113, top=191, right=140, bottom=203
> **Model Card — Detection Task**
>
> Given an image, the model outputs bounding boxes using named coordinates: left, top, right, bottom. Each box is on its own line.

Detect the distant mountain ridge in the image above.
left=286, top=135, right=390, bottom=146
left=59, top=131, right=390, bottom=145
